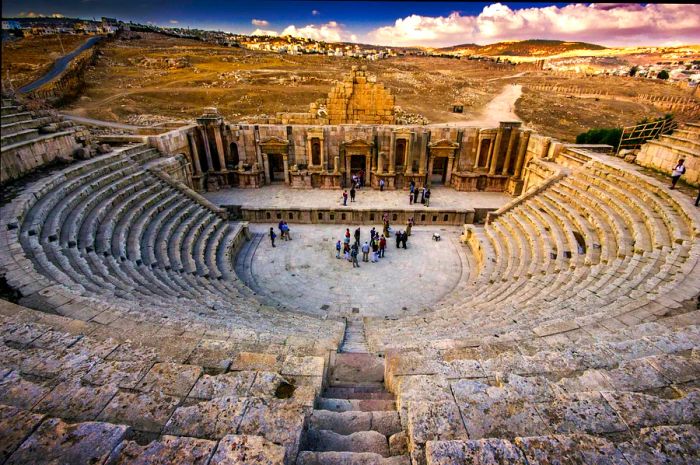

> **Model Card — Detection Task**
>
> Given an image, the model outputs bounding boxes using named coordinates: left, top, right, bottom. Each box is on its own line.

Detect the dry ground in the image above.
left=5, top=32, right=697, bottom=141
left=1, top=34, right=93, bottom=88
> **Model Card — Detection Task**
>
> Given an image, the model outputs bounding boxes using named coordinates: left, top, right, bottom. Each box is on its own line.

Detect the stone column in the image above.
left=187, top=133, right=202, bottom=175
left=404, top=137, right=413, bottom=174
left=501, top=128, right=518, bottom=175
left=282, top=154, right=289, bottom=185
left=427, top=155, right=435, bottom=187
left=446, top=156, right=454, bottom=184
left=418, top=141, right=427, bottom=175
left=213, top=126, right=227, bottom=172
left=200, top=127, right=215, bottom=172
left=365, top=151, right=371, bottom=184
left=262, top=153, right=270, bottom=185
left=489, top=126, right=504, bottom=175
left=388, top=132, right=396, bottom=174
left=333, top=155, right=340, bottom=174
left=473, top=134, right=484, bottom=169
left=377, top=152, right=384, bottom=174
left=513, top=130, right=531, bottom=179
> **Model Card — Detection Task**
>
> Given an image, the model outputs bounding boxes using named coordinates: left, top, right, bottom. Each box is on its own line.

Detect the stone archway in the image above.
left=260, top=137, right=290, bottom=185
left=341, top=139, right=373, bottom=187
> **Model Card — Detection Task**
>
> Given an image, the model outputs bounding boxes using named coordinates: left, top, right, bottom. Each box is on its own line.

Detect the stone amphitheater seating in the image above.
left=1, top=123, right=699, bottom=464
left=1, top=99, right=79, bottom=183
left=364, top=151, right=699, bottom=464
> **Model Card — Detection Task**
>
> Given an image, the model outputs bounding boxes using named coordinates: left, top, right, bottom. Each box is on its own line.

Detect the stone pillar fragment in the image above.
left=213, top=126, right=227, bottom=171
left=502, top=128, right=518, bottom=175
left=200, top=127, right=214, bottom=172
left=489, top=126, right=504, bottom=175
left=513, top=130, right=531, bottom=179
left=188, top=132, right=202, bottom=175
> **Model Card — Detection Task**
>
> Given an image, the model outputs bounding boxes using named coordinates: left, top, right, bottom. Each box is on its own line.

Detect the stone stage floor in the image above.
left=203, top=185, right=509, bottom=211
left=238, top=224, right=470, bottom=318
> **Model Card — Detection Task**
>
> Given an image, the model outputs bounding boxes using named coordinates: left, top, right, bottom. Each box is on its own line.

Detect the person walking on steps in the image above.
left=269, top=227, right=276, bottom=247
left=350, top=185, right=356, bottom=202
left=670, top=159, right=686, bottom=189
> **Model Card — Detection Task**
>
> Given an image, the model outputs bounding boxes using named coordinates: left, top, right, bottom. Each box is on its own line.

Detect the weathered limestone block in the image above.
left=0, top=370, right=52, bottom=409
left=0, top=404, right=45, bottom=463
left=617, top=424, right=700, bottom=464
left=107, top=435, right=217, bottom=465
left=34, top=379, right=119, bottom=421
left=163, top=396, right=248, bottom=439
left=231, top=351, right=280, bottom=371
left=82, top=359, right=153, bottom=389
left=281, top=355, right=324, bottom=377
left=189, top=371, right=257, bottom=400
left=98, top=389, right=180, bottom=433
left=426, top=438, right=526, bottom=465
left=407, top=400, right=468, bottom=450
left=535, top=392, right=628, bottom=435
left=6, top=418, right=128, bottom=465
left=209, top=434, right=286, bottom=465
left=135, top=362, right=202, bottom=397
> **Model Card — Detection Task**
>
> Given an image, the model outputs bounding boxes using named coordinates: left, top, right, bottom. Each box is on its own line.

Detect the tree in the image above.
left=629, top=65, right=638, bottom=77
left=657, top=70, right=669, bottom=80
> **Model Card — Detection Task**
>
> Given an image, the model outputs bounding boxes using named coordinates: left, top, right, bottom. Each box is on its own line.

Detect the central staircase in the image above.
left=297, top=352, right=409, bottom=464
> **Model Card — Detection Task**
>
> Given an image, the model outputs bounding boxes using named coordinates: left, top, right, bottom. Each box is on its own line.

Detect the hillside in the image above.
left=439, top=39, right=606, bottom=56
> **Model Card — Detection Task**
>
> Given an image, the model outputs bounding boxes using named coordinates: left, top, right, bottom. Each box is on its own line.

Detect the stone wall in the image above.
left=0, top=131, right=77, bottom=184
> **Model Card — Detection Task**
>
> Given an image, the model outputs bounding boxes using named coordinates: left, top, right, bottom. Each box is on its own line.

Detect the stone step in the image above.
left=329, top=353, right=384, bottom=384
left=0, top=111, right=31, bottom=124
left=305, top=429, right=390, bottom=457
left=316, top=398, right=396, bottom=412
left=308, top=410, right=402, bottom=436
left=323, top=387, right=394, bottom=400
left=297, top=451, right=410, bottom=465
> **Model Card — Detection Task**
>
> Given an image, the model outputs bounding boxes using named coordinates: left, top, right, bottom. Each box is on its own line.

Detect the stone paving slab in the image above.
left=204, top=185, right=509, bottom=211
left=242, top=224, right=467, bottom=317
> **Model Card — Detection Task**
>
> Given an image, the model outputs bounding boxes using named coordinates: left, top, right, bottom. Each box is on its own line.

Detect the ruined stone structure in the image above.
left=0, top=95, right=699, bottom=463
left=634, top=121, right=700, bottom=186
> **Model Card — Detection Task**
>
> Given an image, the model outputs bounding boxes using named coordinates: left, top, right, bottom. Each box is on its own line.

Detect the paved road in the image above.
left=19, top=36, right=104, bottom=94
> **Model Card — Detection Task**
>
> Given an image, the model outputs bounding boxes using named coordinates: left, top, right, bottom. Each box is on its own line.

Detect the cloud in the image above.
left=281, top=21, right=350, bottom=43
left=252, top=28, right=278, bottom=36
left=169, top=19, right=179, bottom=24
left=252, top=19, right=269, bottom=27
left=312, top=10, right=320, bottom=16
left=366, top=3, right=700, bottom=47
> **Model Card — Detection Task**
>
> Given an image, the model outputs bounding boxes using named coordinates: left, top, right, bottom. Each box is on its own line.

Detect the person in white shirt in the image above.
left=670, top=159, right=686, bottom=189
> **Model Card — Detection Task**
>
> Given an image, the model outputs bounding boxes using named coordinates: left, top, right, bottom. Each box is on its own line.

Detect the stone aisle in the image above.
left=297, top=353, right=410, bottom=464
left=339, top=316, right=369, bottom=353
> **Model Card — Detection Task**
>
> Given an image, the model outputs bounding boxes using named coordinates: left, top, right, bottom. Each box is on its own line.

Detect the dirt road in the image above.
left=429, top=84, right=523, bottom=128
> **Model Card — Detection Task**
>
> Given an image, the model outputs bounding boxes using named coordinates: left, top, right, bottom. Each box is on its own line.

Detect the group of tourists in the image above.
left=408, top=180, right=431, bottom=206
left=335, top=217, right=413, bottom=268
left=268, top=221, right=292, bottom=247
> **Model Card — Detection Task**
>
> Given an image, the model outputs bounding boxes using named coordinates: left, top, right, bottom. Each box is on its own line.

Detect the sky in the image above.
left=3, top=1, right=700, bottom=48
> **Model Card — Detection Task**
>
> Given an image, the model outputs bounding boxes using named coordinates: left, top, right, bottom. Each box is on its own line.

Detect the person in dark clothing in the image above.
left=354, top=227, right=361, bottom=246
left=425, top=189, right=431, bottom=207
left=350, top=186, right=356, bottom=202
left=269, top=227, right=276, bottom=247
left=420, top=187, right=426, bottom=204
left=395, top=230, right=402, bottom=248
left=402, top=231, right=408, bottom=249
left=413, top=188, right=419, bottom=204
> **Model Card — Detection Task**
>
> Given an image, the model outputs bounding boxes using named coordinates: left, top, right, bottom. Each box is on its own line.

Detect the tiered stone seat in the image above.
left=636, top=121, right=700, bottom=186
left=0, top=145, right=344, bottom=352
left=0, top=99, right=81, bottom=183
left=0, top=299, right=323, bottom=464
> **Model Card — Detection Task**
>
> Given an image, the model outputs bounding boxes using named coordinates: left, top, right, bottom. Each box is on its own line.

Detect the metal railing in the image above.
left=616, top=117, right=677, bottom=154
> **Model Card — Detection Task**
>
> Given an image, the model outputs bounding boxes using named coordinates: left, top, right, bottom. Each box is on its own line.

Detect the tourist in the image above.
left=278, top=220, right=285, bottom=240
left=425, top=189, right=431, bottom=207
left=395, top=230, right=402, bottom=248
left=350, top=185, right=356, bottom=202
left=361, top=241, right=370, bottom=262
left=351, top=243, right=360, bottom=268
left=402, top=230, right=408, bottom=249
left=420, top=187, right=426, bottom=204
left=409, top=180, right=415, bottom=193
left=269, top=227, right=276, bottom=247
left=282, top=221, right=291, bottom=240
left=343, top=242, right=351, bottom=261
left=354, top=227, right=361, bottom=246
left=370, top=227, right=376, bottom=241
left=371, top=237, right=379, bottom=262
left=358, top=169, right=364, bottom=188
left=413, top=187, right=419, bottom=204
left=670, top=159, right=686, bottom=189
left=335, top=240, right=342, bottom=259
left=379, top=235, right=386, bottom=258
left=379, top=178, right=385, bottom=191
left=406, top=217, right=414, bottom=236
left=342, top=190, right=348, bottom=206
left=409, top=191, right=414, bottom=205
left=344, top=228, right=351, bottom=244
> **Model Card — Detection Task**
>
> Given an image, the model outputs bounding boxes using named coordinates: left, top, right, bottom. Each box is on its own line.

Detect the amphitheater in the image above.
left=0, top=66, right=699, bottom=465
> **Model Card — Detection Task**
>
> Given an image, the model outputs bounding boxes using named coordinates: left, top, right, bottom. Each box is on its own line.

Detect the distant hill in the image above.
left=438, top=39, right=607, bottom=56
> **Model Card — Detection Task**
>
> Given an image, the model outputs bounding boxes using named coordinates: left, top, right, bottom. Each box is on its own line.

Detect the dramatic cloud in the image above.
left=17, top=11, right=64, bottom=18
left=251, top=28, right=278, bottom=36
left=251, top=19, right=269, bottom=27
left=281, top=21, right=351, bottom=43
left=366, top=3, right=700, bottom=47
left=169, top=19, right=179, bottom=24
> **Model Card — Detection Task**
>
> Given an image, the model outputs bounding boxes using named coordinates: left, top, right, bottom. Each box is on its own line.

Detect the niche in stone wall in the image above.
left=311, top=139, right=321, bottom=166
left=395, top=139, right=406, bottom=168
left=228, top=143, right=240, bottom=170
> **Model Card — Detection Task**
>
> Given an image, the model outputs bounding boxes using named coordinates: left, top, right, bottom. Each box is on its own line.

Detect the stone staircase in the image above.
left=340, top=316, right=369, bottom=353
left=297, top=353, right=410, bottom=464
left=636, top=120, right=699, bottom=186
